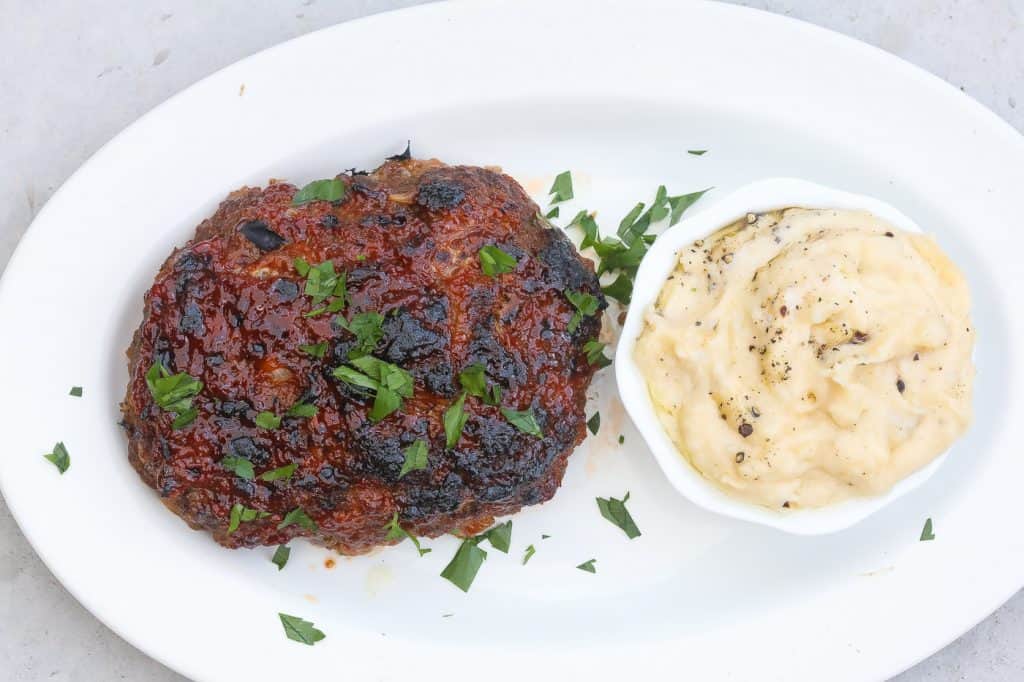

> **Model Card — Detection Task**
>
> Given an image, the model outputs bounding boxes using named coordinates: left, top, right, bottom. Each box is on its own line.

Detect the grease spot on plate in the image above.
left=365, top=564, right=392, bottom=597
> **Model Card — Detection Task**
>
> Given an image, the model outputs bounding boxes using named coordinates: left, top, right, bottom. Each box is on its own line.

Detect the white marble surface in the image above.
left=1, top=1, right=1021, bottom=680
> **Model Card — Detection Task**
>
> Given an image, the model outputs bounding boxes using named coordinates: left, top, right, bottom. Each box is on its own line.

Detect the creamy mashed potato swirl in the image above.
left=635, top=208, right=974, bottom=509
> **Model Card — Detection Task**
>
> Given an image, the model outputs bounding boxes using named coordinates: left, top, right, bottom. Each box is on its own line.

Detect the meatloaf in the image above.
left=120, top=157, right=606, bottom=554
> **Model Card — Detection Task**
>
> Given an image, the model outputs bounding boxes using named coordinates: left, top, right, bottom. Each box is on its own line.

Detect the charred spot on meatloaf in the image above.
left=120, top=158, right=605, bottom=554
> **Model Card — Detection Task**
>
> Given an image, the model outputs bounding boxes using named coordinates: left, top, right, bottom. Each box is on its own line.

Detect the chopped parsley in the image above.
left=228, top=504, right=269, bottom=534
left=458, top=364, right=500, bottom=405
left=522, top=544, right=536, bottom=565
left=220, top=455, right=255, bottom=480
left=294, top=258, right=347, bottom=317
left=565, top=290, right=601, bottom=333
left=478, top=245, right=518, bottom=277
left=277, top=507, right=317, bottom=532
left=333, top=356, right=413, bottom=422
left=292, top=178, right=346, bottom=206
left=69, top=386, right=82, bottom=397
left=285, top=401, right=317, bottom=418
left=171, top=407, right=198, bottom=430
left=399, top=439, right=429, bottom=478
left=565, top=186, right=711, bottom=318
left=43, top=442, right=70, bottom=474
left=337, top=311, right=385, bottom=356
left=145, top=362, right=203, bottom=429
left=668, top=188, right=711, bottom=226
left=583, top=339, right=612, bottom=368
left=601, top=273, right=633, bottom=305
left=255, top=411, right=282, bottom=429
left=278, top=613, right=325, bottom=645
left=548, top=170, right=573, bottom=203
left=260, top=463, right=298, bottom=482
left=500, top=407, right=542, bottom=437
left=618, top=434, right=624, bottom=444
left=576, top=213, right=600, bottom=250
left=596, top=492, right=641, bottom=539
left=384, top=511, right=431, bottom=556
left=920, top=518, right=935, bottom=541
left=441, top=537, right=487, bottom=592
left=483, top=521, right=512, bottom=554
left=544, top=206, right=559, bottom=219
left=299, top=341, right=328, bottom=358
left=587, top=412, right=600, bottom=435
left=576, top=559, right=597, bottom=573
left=444, top=392, right=469, bottom=448
left=687, top=149, right=707, bottom=156
left=617, top=202, right=648, bottom=246
left=271, top=544, right=290, bottom=570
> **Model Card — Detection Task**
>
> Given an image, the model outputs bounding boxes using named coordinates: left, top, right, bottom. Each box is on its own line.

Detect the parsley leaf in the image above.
left=601, top=273, right=633, bottom=305
left=522, top=544, right=536, bottom=565
left=145, top=362, right=203, bottom=428
left=548, top=170, right=573, bottom=203
left=920, top=518, right=935, bottom=541
left=292, top=178, right=346, bottom=206
left=220, top=455, right=255, bottom=480
left=478, top=245, right=518, bottom=277
left=444, top=392, right=469, bottom=448
left=544, top=206, right=559, bottom=219
left=441, top=537, right=487, bottom=592
left=687, top=149, right=707, bottom=156
left=278, top=613, right=326, bottom=646
left=337, top=311, right=385, bottom=356
left=171, top=407, right=198, bottom=429
left=299, top=341, right=328, bottom=358
left=565, top=290, right=601, bottom=333
left=500, top=407, right=542, bottom=437
left=228, top=504, right=269, bottom=534
left=577, top=559, right=597, bottom=573
left=277, top=507, right=317, bottom=532
left=577, top=213, right=600, bottom=250
left=399, top=439, right=429, bottom=478
left=667, top=188, right=711, bottom=226
left=595, top=235, right=646, bottom=276
left=333, top=365, right=380, bottom=392
left=618, top=434, right=625, bottom=444
left=458, top=364, right=500, bottom=405
left=43, top=442, right=70, bottom=474
left=334, top=356, right=414, bottom=422
left=616, top=202, right=648, bottom=246
left=369, top=388, right=402, bottom=422
left=484, top=520, right=512, bottom=553
left=587, top=412, right=600, bottom=435
left=285, top=401, right=317, bottom=418
left=297, top=259, right=347, bottom=315
left=69, top=386, right=82, bottom=397
left=583, top=339, right=612, bottom=368
left=255, top=411, right=281, bottom=429
left=271, top=545, right=290, bottom=570
left=260, top=463, right=298, bottom=482
left=383, top=511, right=431, bottom=556
left=596, top=492, right=641, bottom=539
left=648, top=185, right=670, bottom=223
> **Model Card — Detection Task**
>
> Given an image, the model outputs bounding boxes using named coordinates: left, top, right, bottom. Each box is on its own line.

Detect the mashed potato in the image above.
left=634, top=208, right=974, bottom=509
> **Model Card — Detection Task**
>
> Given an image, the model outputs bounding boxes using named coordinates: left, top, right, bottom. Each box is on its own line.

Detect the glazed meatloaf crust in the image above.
left=121, top=157, right=606, bottom=554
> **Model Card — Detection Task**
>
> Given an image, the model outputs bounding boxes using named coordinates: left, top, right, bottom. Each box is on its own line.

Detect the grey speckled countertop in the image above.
left=1, top=1, right=1021, bottom=680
